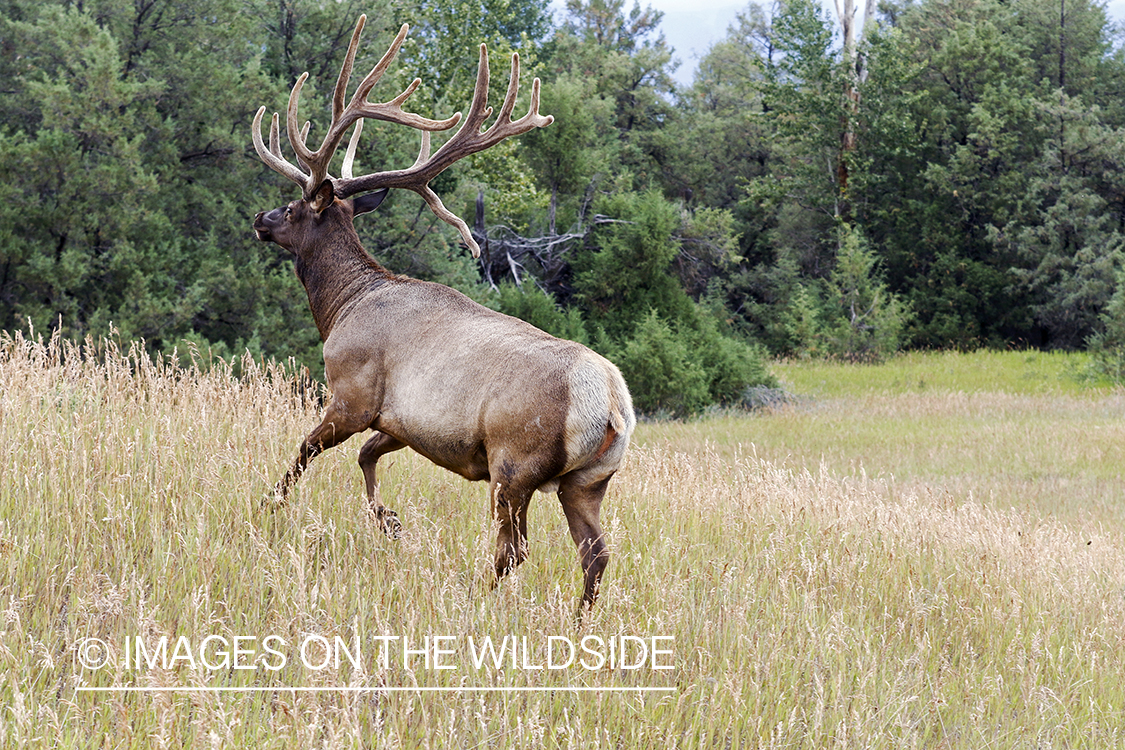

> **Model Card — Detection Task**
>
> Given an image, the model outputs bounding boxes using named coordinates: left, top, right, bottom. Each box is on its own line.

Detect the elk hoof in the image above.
left=262, top=487, right=287, bottom=511
left=376, top=507, right=402, bottom=539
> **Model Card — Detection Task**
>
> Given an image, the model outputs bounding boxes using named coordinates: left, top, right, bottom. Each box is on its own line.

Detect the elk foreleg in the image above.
left=358, top=431, right=406, bottom=538
left=273, top=405, right=365, bottom=505
left=558, top=473, right=613, bottom=610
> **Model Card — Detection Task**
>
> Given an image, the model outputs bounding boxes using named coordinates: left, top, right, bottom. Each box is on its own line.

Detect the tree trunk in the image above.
left=549, top=181, right=558, bottom=236
left=833, top=0, right=876, bottom=224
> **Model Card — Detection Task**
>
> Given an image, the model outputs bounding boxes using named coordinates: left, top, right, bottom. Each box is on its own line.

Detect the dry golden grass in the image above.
left=3, top=333, right=1125, bottom=747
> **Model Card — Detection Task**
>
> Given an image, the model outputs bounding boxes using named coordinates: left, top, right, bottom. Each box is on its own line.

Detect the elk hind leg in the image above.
left=489, top=474, right=537, bottom=586
left=558, top=473, right=613, bottom=609
left=358, top=431, right=406, bottom=538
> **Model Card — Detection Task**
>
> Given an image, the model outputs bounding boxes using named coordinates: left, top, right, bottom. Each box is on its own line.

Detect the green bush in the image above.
left=609, top=307, right=778, bottom=418
left=612, top=310, right=711, bottom=417
left=1087, top=260, right=1125, bottom=382
left=787, top=226, right=914, bottom=363
left=691, top=311, right=777, bottom=405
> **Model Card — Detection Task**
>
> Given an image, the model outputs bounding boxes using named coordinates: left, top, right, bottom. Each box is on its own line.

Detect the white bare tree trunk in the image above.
left=834, top=0, right=877, bottom=84
left=832, top=0, right=877, bottom=221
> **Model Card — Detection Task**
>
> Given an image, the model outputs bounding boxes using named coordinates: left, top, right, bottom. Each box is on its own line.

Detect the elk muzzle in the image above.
left=253, top=207, right=284, bottom=243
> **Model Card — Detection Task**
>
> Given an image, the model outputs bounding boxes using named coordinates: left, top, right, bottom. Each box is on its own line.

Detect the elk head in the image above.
left=251, top=15, right=553, bottom=257
left=252, top=182, right=388, bottom=257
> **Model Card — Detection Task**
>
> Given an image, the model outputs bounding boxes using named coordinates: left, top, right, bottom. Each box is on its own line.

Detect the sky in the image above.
left=618, top=0, right=1125, bottom=86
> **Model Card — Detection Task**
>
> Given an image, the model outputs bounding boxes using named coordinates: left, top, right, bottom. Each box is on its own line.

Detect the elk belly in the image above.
left=537, top=478, right=561, bottom=494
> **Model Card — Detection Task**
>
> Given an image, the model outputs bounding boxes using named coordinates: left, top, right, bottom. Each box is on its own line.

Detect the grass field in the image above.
left=3, top=334, right=1125, bottom=747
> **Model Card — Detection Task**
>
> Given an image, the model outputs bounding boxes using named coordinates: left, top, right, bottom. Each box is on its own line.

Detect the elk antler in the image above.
left=252, top=16, right=460, bottom=201
left=252, top=15, right=553, bottom=257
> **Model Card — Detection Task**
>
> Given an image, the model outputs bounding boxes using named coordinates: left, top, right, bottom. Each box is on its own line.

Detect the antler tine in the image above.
left=418, top=185, right=478, bottom=255
left=284, top=72, right=313, bottom=179
left=413, top=131, right=432, bottom=169
left=527, top=78, right=551, bottom=127
left=352, top=23, right=411, bottom=106
left=331, top=15, right=367, bottom=124
left=341, top=120, right=363, bottom=179
left=268, top=112, right=283, bottom=158
left=464, top=44, right=495, bottom=131
left=252, top=106, right=310, bottom=188
left=494, top=51, right=522, bottom=125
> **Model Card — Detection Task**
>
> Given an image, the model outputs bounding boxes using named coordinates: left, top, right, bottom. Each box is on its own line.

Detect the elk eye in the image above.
left=285, top=207, right=292, bottom=219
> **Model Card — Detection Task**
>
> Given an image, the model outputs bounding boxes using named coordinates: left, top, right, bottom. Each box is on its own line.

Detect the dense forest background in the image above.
left=2, top=0, right=1124, bottom=414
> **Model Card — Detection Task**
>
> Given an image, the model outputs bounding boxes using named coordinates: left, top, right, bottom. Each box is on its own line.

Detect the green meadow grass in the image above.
left=773, top=349, right=1099, bottom=397
left=3, top=335, right=1125, bottom=747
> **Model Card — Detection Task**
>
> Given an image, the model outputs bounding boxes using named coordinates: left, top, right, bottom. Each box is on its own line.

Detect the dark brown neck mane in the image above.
left=294, top=226, right=395, bottom=340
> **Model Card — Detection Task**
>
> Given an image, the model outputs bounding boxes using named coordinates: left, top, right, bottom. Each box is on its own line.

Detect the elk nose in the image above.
left=253, top=211, right=272, bottom=241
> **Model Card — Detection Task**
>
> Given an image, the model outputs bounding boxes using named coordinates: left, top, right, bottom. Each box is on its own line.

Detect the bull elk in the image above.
left=250, top=16, right=634, bottom=608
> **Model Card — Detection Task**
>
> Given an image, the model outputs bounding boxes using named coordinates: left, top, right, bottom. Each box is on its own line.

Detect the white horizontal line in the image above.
left=75, top=686, right=675, bottom=693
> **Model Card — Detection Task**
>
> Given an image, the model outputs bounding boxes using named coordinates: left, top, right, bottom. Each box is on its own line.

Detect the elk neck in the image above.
left=293, top=226, right=394, bottom=340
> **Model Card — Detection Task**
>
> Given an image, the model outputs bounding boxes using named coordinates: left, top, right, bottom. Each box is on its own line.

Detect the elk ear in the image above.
left=352, top=189, right=389, bottom=217
left=310, top=179, right=336, bottom=214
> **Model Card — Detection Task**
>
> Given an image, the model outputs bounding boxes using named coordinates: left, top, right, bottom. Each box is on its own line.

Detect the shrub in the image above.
left=613, top=310, right=711, bottom=417
left=788, top=225, right=914, bottom=362
left=1087, top=259, right=1125, bottom=382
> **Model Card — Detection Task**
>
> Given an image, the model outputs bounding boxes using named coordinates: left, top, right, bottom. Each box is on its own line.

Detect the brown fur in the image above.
left=254, top=184, right=634, bottom=608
